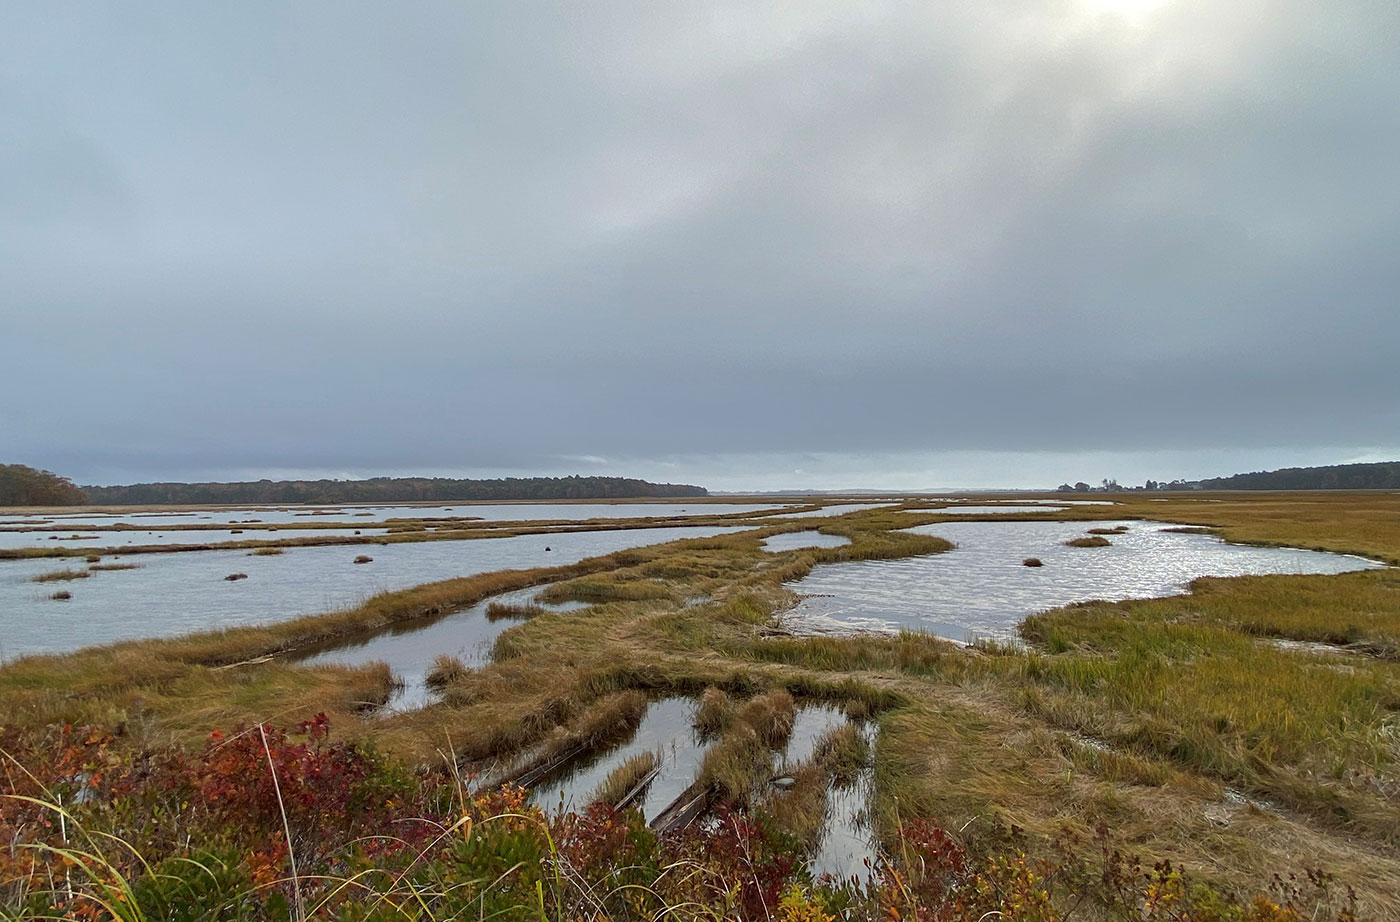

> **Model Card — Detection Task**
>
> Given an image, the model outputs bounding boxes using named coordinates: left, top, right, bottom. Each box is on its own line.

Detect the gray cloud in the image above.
left=3, top=1, right=1397, bottom=487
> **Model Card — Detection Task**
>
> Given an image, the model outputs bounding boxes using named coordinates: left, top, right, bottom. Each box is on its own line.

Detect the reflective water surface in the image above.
left=1, top=503, right=789, bottom=530
left=918, top=504, right=1069, bottom=515
left=780, top=504, right=898, bottom=518
left=0, top=527, right=391, bottom=550
left=299, top=585, right=588, bottom=711
left=761, top=531, right=852, bottom=552
left=784, top=520, right=1383, bottom=642
left=531, top=697, right=706, bottom=823
left=0, top=525, right=745, bottom=660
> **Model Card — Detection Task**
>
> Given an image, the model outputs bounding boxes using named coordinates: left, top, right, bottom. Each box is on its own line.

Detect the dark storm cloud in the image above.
left=3, top=1, right=1398, bottom=485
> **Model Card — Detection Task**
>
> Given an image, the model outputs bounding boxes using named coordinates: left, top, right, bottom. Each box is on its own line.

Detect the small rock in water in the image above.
left=224, top=573, right=248, bottom=581
left=1022, top=557, right=1044, bottom=567
left=545, top=546, right=551, bottom=552
left=353, top=555, right=373, bottom=564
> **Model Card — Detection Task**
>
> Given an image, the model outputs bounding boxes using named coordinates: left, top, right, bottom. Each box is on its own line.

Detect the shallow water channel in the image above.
left=526, top=698, right=878, bottom=878
left=784, top=520, right=1384, bottom=641
left=298, top=585, right=589, bottom=711
left=0, top=525, right=745, bottom=660
left=761, top=531, right=852, bottom=552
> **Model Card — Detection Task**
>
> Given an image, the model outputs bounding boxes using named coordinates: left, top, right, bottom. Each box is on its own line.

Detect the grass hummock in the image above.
left=30, top=568, right=91, bottom=583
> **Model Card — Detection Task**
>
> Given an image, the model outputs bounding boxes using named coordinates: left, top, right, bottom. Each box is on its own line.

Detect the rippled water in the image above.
left=0, top=525, right=745, bottom=660
left=784, top=520, right=1383, bottom=641
left=762, top=531, right=852, bottom=552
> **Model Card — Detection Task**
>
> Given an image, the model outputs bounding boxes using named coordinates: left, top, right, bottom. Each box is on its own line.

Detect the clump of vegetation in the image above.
left=1065, top=535, right=1112, bottom=547
left=88, top=562, right=142, bottom=571
left=1088, top=525, right=1129, bottom=535
left=30, top=568, right=90, bottom=583
left=49, top=590, right=71, bottom=601
left=249, top=546, right=284, bottom=556
left=342, top=660, right=402, bottom=710
left=485, top=600, right=546, bottom=621
left=694, top=686, right=735, bottom=737
left=224, top=572, right=248, bottom=581
left=698, top=690, right=798, bottom=801
left=592, top=749, right=660, bottom=808
left=536, top=575, right=672, bottom=605
left=424, top=654, right=470, bottom=689
left=353, top=554, right=373, bottom=564
left=1023, top=557, right=1044, bottom=567
left=736, top=688, right=796, bottom=747
left=84, top=554, right=101, bottom=563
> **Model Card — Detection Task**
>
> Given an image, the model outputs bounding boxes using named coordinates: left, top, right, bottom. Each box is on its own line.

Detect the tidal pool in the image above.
left=0, top=525, right=745, bottom=660
left=783, top=520, right=1383, bottom=642
left=761, top=531, right=852, bottom=552
left=299, top=585, right=588, bottom=712
left=531, top=697, right=707, bottom=823
left=811, top=723, right=879, bottom=881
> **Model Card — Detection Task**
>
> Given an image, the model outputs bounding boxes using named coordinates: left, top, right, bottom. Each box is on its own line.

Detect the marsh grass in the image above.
left=693, top=687, right=734, bottom=738
left=424, top=654, right=469, bottom=689
left=49, top=590, right=71, bottom=601
left=249, top=546, right=284, bottom=556
left=342, top=660, right=402, bottom=710
left=1064, top=535, right=1112, bottom=547
left=536, top=575, right=673, bottom=604
left=591, top=749, right=660, bottom=807
left=30, top=568, right=90, bottom=583
left=88, top=562, right=142, bottom=571
left=510, top=690, right=649, bottom=785
left=6, top=494, right=1400, bottom=912
left=485, top=601, right=546, bottom=621
left=757, top=722, right=870, bottom=850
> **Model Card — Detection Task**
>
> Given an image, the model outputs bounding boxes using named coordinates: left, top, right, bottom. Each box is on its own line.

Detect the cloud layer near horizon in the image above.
left=4, top=2, right=1398, bottom=487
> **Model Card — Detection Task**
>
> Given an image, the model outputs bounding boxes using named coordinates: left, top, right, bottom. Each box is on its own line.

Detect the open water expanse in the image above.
left=783, top=519, right=1384, bottom=642
left=0, top=526, right=393, bottom=550
left=0, top=525, right=744, bottom=660
left=0, top=502, right=790, bottom=531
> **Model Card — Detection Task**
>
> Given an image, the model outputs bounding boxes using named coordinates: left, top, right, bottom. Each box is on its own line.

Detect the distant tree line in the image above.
left=1055, top=460, right=1400, bottom=493
left=82, top=474, right=708, bottom=506
left=1196, top=461, right=1400, bottom=491
left=0, top=464, right=88, bottom=506
left=1054, top=478, right=1190, bottom=493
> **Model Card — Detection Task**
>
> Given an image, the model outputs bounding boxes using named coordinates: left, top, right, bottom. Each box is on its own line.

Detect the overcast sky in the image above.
left=4, top=1, right=1398, bottom=491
